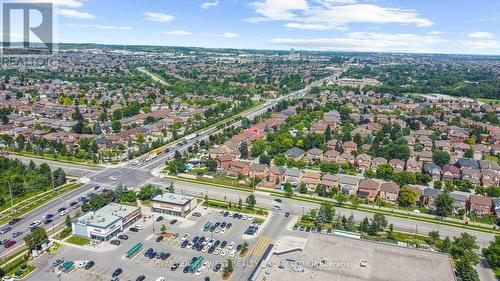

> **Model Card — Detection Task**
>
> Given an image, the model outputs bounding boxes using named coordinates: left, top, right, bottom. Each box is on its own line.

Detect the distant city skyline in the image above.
left=3, top=0, right=500, bottom=55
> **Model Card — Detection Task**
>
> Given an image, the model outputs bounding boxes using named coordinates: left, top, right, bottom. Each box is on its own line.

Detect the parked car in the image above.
left=29, top=220, right=41, bottom=229
left=8, top=218, right=21, bottom=226
left=52, top=259, right=64, bottom=267
left=12, top=231, right=22, bottom=238
left=118, top=234, right=128, bottom=240
left=171, top=262, right=179, bottom=271
left=110, top=240, right=121, bottom=246
left=192, top=212, right=201, bottom=217
left=0, top=227, right=12, bottom=234
left=112, top=268, right=123, bottom=277
left=44, top=219, right=53, bottom=225
left=170, top=219, right=178, bottom=225
left=156, top=236, right=164, bottom=242
left=136, top=275, right=146, bottom=281
left=3, top=240, right=16, bottom=248
left=285, top=212, right=290, bottom=217
left=84, top=261, right=95, bottom=269
left=156, top=216, right=164, bottom=222
left=129, top=227, right=139, bottom=232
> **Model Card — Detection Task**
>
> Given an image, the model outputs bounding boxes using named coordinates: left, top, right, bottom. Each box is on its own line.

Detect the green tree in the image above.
left=428, top=230, right=440, bottom=246
left=398, top=185, right=418, bottom=207
left=160, top=224, right=167, bottom=234
left=441, top=236, right=452, bottom=253
left=483, top=235, right=500, bottom=270
left=456, top=259, right=480, bottom=281
left=283, top=182, right=293, bottom=198
left=325, top=125, right=332, bottom=141
left=359, top=217, right=370, bottom=232
left=23, top=227, right=48, bottom=253
left=435, top=192, right=454, bottom=217
left=334, top=192, right=348, bottom=206
left=452, top=233, right=480, bottom=265
left=111, top=120, right=122, bottom=132
left=245, top=194, right=256, bottom=209
left=432, top=150, right=451, bottom=167
left=65, top=215, right=72, bottom=227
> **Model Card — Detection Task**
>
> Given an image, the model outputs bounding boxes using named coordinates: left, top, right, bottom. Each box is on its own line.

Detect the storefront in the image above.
left=151, top=193, right=197, bottom=217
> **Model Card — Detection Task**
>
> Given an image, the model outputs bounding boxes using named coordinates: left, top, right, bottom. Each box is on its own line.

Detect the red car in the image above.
left=4, top=240, right=16, bottom=248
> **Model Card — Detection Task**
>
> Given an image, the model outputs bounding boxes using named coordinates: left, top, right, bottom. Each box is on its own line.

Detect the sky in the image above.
left=3, top=0, right=500, bottom=55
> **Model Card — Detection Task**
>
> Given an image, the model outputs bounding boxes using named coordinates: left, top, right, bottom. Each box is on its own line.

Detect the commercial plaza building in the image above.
left=72, top=203, right=141, bottom=241
left=151, top=193, right=197, bottom=217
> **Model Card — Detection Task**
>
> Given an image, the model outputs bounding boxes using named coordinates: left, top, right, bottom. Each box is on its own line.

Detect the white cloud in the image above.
left=201, top=1, right=219, bottom=9
left=68, top=24, right=132, bottom=31
left=458, top=40, right=499, bottom=49
left=145, top=12, right=175, bottom=23
left=164, top=30, right=192, bottom=36
left=468, top=32, right=495, bottom=39
left=15, top=0, right=83, bottom=7
left=57, top=9, right=95, bottom=19
left=270, top=32, right=447, bottom=52
left=285, top=23, right=330, bottom=30
left=249, top=1, right=433, bottom=29
left=248, top=0, right=308, bottom=22
left=204, top=32, right=239, bottom=38
left=428, top=31, right=444, bottom=35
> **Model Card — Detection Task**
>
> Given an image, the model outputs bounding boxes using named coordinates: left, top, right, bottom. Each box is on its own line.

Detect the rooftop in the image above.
left=152, top=192, right=195, bottom=206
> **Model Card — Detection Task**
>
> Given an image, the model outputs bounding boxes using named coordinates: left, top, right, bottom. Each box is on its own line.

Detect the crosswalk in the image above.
left=250, top=236, right=274, bottom=257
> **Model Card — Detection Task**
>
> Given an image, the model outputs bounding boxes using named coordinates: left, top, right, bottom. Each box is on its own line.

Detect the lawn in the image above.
left=1, top=254, right=36, bottom=279
left=65, top=235, right=90, bottom=246
left=205, top=199, right=268, bottom=216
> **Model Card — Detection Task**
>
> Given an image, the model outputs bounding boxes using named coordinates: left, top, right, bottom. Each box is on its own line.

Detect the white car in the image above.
left=214, top=227, right=221, bottom=233
left=59, top=210, right=69, bottom=216
left=201, top=261, right=209, bottom=270
left=202, top=245, right=209, bottom=252
left=242, top=215, right=248, bottom=220
left=195, top=267, right=204, bottom=276
left=77, top=260, right=88, bottom=268
left=221, top=228, right=227, bottom=234
left=155, top=277, right=165, bottom=281
left=134, top=224, right=144, bottom=230
left=29, top=220, right=41, bottom=228
left=186, top=242, right=194, bottom=249
left=181, top=233, right=190, bottom=241
left=227, top=242, right=235, bottom=250
left=220, top=249, right=228, bottom=256
left=229, top=249, right=237, bottom=258
left=213, top=249, right=220, bottom=255
left=2, top=276, right=15, bottom=281
left=109, top=176, right=117, bottom=181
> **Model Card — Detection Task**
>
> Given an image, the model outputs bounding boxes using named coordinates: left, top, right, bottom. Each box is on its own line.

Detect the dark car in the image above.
left=274, top=198, right=282, bottom=203
left=57, top=207, right=66, bottom=213
left=223, top=212, right=229, bottom=217
left=45, top=214, right=54, bottom=220
left=8, top=218, right=21, bottom=226
left=156, top=216, right=164, bottom=222
left=110, top=240, right=121, bottom=246
left=226, top=223, right=232, bottom=229
left=161, top=252, right=170, bottom=260
left=183, top=266, right=190, bottom=273
left=136, top=275, right=146, bottom=281
left=171, top=262, right=179, bottom=271
left=170, top=219, right=178, bottom=225
left=69, top=201, right=78, bottom=207
left=144, top=248, right=153, bottom=256
left=181, top=240, right=188, bottom=248
left=149, top=252, right=157, bottom=259
left=285, top=212, right=290, bottom=217
left=156, top=236, right=164, bottom=242
left=305, top=227, right=311, bottom=232
left=236, top=244, right=242, bottom=251
left=205, top=277, right=210, bottom=281
left=220, top=241, right=227, bottom=248
left=220, top=222, right=226, bottom=228
left=213, top=263, right=222, bottom=272
left=214, top=222, right=221, bottom=228
left=112, top=268, right=123, bottom=277
left=129, top=227, right=139, bottom=232
left=84, top=261, right=95, bottom=269
left=44, top=219, right=53, bottom=225
left=214, top=240, right=221, bottom=247
left=209, top=225, right=216, bottom=232
left=118, top=234, right=128, bottom=240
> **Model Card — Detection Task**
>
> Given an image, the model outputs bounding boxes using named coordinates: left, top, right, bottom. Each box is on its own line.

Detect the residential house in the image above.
left=342, top=141, right=357, bottom=154
left=472, top=144, right=490, bottom=160
left=461, top=167, right=481, bottom=185
left=357, top=179, right=381, bottom=201
left=284, top=168, right=302, bottom=187
left=371, top=157, right=388, bottom=170
left=228, top=161, right=250, bottom=177
left=423, top=163, right=442, bottom=180
left=493, top=198, right=500, bottom=217
left=479, top=160, right=500, bottom=171
left=209, top=145, right=232, bottom=159
left=321, top=174, right=340, bottom=193
left=355, top=154, right=372, bottom=170
left=442, top=165, right=461, bottom=181
left=468, top=195, right=493, bottom=216
left=269, top=165, right=285, bottom=185
left=456, top=158, right=479, bottom=169
left=249, top=163, right=269, bottom=180
left=303, top=170, right=321, bottom=191
left=449, top=191, right=469, bottom=214
left=482, top=170, right=500, bottom=187
left=305, top=148, right=323, bottom=163
left=453, top=143, right=470, bottom=157
left=421, top=188, right=442, bottom=209
left=326, top=139, right=340, bottom=150
left=389, top=159, right=405, bottom=172
left=323, top=149, right=340, bottom=163
left=418, top=151, right=433, bottom=163
left=216, top=154, right=233, bottom=169
left=285, top=147, right=305, bottom=160
left=380, top=181, right=400, bottom=203
left=339, top=175, right=361, bottom=195
left=405, top=160, right=422, bottom=173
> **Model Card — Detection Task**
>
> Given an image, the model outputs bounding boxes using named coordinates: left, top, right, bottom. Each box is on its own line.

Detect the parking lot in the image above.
left=28, top=206, right=265, bottom=281
left=259, top=233, right=455, bottom=281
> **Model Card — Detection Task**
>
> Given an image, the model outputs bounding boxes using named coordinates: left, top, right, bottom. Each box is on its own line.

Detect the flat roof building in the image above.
left=151, top=193, right=198, bottom=217
left=72, top=203, right=141, bottom=241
